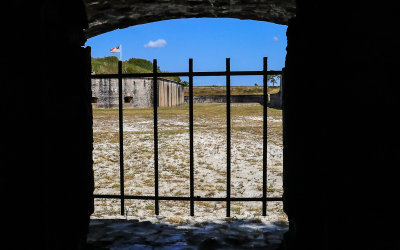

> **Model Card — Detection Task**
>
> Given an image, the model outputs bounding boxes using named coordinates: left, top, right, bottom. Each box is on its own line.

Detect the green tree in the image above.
left=267, top=75, right=281, bottom=86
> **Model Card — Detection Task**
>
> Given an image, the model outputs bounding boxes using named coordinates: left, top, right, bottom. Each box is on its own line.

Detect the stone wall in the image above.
left=5, top=1, right=94, bottom=249
left=282, top=1, right=399, bottom=249
left=91, top=78, right=185, bottom=108
left=184, top=95, right=264, bottom=105
left=183, top=94, right=284, bottom=108
left=158, top=79, right=185, bottom=107
left=84, top=0, right=296, bottom=38
left=269, top=92, right=282, bottom=109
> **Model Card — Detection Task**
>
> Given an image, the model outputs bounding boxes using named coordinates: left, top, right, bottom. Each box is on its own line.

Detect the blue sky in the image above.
left=86, top=18, right=287, bottom=86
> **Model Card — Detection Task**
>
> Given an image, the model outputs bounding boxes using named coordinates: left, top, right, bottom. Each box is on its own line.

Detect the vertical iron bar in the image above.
left=262, top=57, right=268, bottom=216
left=189, top=59, right=195, bottom=216
left=281, top=68, right=285, bottom=109
left=153, top=59, right=159, bottom=215
left=226, top=58, right=231, bottom=217
left=118, top=60, right=125, bottom=215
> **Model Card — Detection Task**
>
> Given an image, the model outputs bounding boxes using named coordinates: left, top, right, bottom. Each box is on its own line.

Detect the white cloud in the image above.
left=144, top=39, right=167, bottom=48
left=273, top=36, right=279, bottom=42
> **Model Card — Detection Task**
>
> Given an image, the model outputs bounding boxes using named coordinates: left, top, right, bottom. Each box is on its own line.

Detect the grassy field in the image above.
left=92, top=103, right=284, bottom=222
left=93, top=103, right=282, bottom=120
left=91, top=56, right=181, bottom=82
left=183, top=86, right=280, bottom=96
left=93, top=104, right=282, bottom=143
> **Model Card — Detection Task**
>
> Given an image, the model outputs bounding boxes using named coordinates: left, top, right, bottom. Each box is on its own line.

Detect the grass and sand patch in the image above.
left=91, top=103, right=285, bottom=222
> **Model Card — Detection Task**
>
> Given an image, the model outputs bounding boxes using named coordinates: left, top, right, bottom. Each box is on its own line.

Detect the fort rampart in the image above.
left=183, top=92, right=282, bottom=108
left=91, top=78, right=185, bottom=108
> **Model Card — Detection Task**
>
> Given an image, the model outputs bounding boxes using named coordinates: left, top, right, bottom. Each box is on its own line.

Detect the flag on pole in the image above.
left=110, top=45, right=122, bottom=61
left=110, top=45, right=121, bottom=53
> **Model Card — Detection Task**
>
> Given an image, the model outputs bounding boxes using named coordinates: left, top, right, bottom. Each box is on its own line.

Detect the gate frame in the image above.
left=91, top=57, right=283, bottom=217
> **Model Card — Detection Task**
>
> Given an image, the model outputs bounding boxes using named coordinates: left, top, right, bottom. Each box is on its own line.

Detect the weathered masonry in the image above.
left=184, top=95, right=264, bottom=105
left=91, top=78, right=185, bottom=108
left=183, top=93, right=282, bottom=108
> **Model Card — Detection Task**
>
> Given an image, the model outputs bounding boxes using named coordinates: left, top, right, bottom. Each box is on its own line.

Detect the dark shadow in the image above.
left=124, top=96, right=133, bottom=103
left=86, top=219, right=288, bottom=250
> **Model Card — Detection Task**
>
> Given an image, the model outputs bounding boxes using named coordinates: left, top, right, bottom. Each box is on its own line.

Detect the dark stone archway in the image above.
left=4, top=1, right=399, bottom=249
left=83, top=0, right=296, bottom=38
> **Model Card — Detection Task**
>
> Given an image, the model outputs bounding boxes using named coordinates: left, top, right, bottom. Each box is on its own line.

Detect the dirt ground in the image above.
left=91, top=103, right=286, bottom=224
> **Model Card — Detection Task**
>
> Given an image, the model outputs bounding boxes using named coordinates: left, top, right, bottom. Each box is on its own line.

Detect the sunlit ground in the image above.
left=91, top=103, right=285, bottom=224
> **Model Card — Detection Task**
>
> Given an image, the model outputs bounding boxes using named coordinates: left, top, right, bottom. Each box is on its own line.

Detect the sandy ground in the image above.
left=91, top=103, right=286, bottom=225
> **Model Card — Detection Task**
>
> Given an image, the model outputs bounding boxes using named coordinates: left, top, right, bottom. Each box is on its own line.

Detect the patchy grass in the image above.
left=93, top=103, right=281, bottom=124
left=166, top=217, right=186, bottom=224
left=92, top=103, right=284, bottom=221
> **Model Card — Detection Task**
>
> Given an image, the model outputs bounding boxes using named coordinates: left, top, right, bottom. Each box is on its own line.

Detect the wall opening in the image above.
left=124, top=96, right=133, bottom=103
left=86, top=17, right=287, bottom=249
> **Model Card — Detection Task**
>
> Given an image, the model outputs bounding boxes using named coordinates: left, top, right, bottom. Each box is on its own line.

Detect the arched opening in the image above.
left=86, top=17, right=288, bottom=248
left=84, top=0, right=295, bottom=38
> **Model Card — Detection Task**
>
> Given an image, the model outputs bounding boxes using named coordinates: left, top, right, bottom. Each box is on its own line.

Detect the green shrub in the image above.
left=91, top=56, right=182, bottom=82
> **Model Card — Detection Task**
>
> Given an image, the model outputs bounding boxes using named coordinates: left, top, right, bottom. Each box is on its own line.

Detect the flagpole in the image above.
left=120, top=44, right=124, bottom=73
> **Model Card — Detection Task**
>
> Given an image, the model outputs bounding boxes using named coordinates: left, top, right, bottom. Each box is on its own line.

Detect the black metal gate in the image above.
left=91, top=57, right=283, bottom=217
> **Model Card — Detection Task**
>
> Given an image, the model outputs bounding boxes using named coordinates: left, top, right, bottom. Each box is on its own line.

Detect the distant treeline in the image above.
left=91, top=56, right=182, bottom=82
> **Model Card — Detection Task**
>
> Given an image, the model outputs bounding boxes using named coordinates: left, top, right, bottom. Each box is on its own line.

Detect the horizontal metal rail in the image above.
left=93, top=194, right=283, bottom=202
left=91, top=70, right=282, bottom=79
